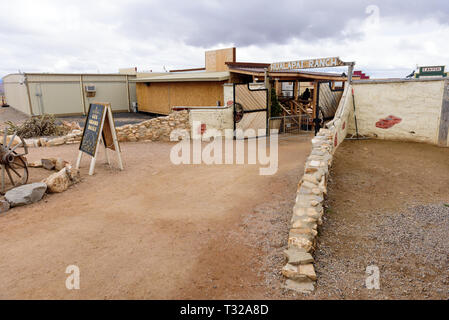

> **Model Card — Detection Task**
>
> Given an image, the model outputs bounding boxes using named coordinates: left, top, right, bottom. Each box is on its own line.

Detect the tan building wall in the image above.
left=3, top=73, right=136, bottom=116
left=136, top=81, right=226, bottom=115
left=348, top=79, right=447, bottom=145
left=3, top=74, right=31, bottom=115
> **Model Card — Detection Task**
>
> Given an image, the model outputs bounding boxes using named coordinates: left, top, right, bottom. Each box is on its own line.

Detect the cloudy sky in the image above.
left=1, top=0, right=448, bottom=78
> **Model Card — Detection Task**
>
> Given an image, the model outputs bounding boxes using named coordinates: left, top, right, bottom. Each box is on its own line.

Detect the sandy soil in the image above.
left=0, top=134, right=312, bottom=299
left=310, top=140, right=449, bottom=300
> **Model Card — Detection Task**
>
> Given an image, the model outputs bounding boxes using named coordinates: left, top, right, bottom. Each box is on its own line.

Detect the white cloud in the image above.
left=0, top=0, right=448, bottom=78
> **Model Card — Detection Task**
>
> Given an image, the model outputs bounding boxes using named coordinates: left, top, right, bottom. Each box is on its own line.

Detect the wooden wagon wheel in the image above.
left=1, top=130, right=29, bottom=194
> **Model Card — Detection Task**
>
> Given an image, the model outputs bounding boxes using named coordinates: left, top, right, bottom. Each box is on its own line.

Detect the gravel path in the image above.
left=308, top=140, right=449, bottom=300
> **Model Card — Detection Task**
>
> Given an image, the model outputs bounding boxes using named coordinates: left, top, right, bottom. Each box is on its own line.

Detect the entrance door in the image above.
left=233, top=83, right=268, bottom=138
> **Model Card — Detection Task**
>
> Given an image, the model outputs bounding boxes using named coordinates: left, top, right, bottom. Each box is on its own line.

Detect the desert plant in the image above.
left=4, top=114, right=69, bottom=138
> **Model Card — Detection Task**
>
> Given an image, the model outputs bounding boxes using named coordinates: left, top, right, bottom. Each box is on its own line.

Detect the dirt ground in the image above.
left=311, top=140, right=449, bottom=300
left=0, top=134, right=312, bottom=299
left=1, top=135, right=448, bottom=300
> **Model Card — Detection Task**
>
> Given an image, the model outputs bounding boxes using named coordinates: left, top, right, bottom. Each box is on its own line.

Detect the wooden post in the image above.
left=264, top=68, right=271, bottom=133
left=294, top=81, right=299, bottom=100
left=107, top=105, right=124, bottom=170
left=312, top=81, right=318, bottom=132
left=79, top=75, right=87, bottom=115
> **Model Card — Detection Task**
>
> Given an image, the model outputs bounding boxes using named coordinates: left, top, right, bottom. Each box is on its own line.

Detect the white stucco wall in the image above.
left=348, top=79, right=446, bottom=145
left=188, top=83, right=234, bottom=140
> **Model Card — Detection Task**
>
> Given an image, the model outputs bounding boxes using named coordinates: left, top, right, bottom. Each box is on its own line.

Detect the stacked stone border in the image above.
left=0, top=159, right=80, bottom=214
left=282, top=85, right=354, bottom=293
left=23, top=110, right=190, bottom=148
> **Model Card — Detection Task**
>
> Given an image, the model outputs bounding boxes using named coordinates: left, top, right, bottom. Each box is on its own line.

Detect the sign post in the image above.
left=76, top=103, right=123, bottom=175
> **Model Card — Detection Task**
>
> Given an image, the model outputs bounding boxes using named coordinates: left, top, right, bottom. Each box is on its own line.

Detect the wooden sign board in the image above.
left=270, top=57, right=345, bottom=71
left=76, top=103, right=123, bottom=175
left=416, top=66, right=447, bottom=78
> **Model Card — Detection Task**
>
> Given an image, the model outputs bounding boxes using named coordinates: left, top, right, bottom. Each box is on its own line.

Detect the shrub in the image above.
left=4, top=114, right=69, bottom=138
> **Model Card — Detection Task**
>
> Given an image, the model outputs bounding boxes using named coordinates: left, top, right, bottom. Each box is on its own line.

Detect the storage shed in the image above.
left=2, top=73, right=137, bottom=116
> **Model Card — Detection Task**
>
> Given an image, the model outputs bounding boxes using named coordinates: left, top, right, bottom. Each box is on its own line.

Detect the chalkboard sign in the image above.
left=79, top=103, right=106, bottom=157
left=76, top=102, right=123, bottom=176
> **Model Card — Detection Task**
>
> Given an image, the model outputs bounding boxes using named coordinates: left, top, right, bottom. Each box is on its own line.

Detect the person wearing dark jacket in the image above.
left=301, top=88, right=311, bottom=100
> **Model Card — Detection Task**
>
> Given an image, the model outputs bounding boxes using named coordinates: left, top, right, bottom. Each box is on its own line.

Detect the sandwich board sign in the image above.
left=76, top=103, right=123, bottom=175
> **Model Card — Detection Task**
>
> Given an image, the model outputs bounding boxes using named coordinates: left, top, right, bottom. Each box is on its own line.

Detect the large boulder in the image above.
left=43, top=165, right=80, bottom=193
left=43, top=168, right=70, bottom=193
left=5, top=183, right=47, bottom=207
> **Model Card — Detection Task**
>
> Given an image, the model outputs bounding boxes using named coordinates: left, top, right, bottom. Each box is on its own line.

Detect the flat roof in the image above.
left=132, top=71, right=230, bottom=83
left=3, top=72, right=133, bottom=77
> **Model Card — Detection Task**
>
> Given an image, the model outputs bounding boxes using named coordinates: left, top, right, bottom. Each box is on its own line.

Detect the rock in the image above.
left=5, top=183, right=47, bottom=207
left=291, top=217, right=318, bottom=230
left=24, top=138, right=40, bottom=148
left=290, top=227, right=318, bottom=238
left=47, top=137, right=66, bottom=146
left=55, top=158, right=69, bottom=171
left=281, top=264, right=309, bottom=281
left=284, top=249, right=314, bottom=265
left=42, top=158, right=56, bottom=170
left=299, top=264, right=317, bottom=281
left=170, top=129, right=190, bottom=142
left=288, top=236, right=314, bottom=252
left=284, top=279, right=315, bottom=293
left=66, top=165, right=81, bottom=184
left=0, top=199, right=10, bottom=214
left=44, top=166, right=80, bottom=193
left=43, top=168, right=71, bottom=193
left=28, top=160, right=43, bottom=168
left=39, top=137, right=48, bottom=147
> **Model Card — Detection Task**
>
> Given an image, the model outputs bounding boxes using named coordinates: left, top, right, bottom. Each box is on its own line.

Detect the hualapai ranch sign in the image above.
left=416, top=66, right=447, bottom=78
left=270, top=57, right=345, bottom=71
left=76, top=102, right=124, bottom=175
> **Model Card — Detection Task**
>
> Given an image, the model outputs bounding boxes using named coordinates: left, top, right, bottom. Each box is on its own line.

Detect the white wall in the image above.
left=3, top=73, right=137, bottom=116
left=2, top=74, right=31, bottom=115
left=348, top=79, right=446, bottom=145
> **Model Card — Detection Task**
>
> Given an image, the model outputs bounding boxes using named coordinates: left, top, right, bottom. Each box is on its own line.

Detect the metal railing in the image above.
left=269, top=114, right=313, bottom=134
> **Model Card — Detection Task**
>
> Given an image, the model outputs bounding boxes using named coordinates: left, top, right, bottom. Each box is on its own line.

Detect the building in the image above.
left=2, top=72, right=137, bottom=116
left=133, top=48, right=237, bottom=115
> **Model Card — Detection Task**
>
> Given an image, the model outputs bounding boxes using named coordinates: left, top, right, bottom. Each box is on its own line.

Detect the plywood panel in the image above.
left=136, top=82, right=225, bottom=115
left=136, top=82, right=170, bottom=114
left=205, top=48, right=236, bottom=72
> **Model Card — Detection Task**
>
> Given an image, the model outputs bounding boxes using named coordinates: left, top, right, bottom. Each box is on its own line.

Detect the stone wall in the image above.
left=116, top=110, right=190, bottom=142
left=23, top=110, right=191, bottom=148
left=282, top=85, right=353, bottom=293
